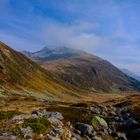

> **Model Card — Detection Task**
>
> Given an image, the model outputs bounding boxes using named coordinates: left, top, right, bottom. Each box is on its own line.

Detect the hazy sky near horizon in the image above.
left=0, top=0, right=140, bottom=75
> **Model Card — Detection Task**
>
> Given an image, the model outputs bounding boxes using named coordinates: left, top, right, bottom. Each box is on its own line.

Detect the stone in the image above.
left=71, top=133, right=83, bottom=140
left=89, top=106, right=100, bottom=114
left=49, top=112, right=64, bottom=120
left=52, top=125, right=64, bottom=135
left=32, top=109, right=49, bottom=117
left=0, top=132, right=17, bottom=140
left=91, top=116, right=108, bottom=131
left=75, top=122, right=95, bottom=136
left=94, top=136, right=103, bottom=140
left=46, top=134, right=61, bottom=140
left=112, top=132, right=127, bottom=140
left=48, top=117, right=63, bottom=126
left=11, top=114, right=31, bottom=122
left=32, top=110, right=63, bottom=120
left=62, top=127, right=72, bottom=140
left=20, top=126, right=33, bottom=138
left=97, top=104, right=108, bottom=112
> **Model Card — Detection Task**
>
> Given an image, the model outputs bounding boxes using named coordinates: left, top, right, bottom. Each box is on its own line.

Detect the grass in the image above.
left=46, top=106, right=93, bottom=125
left=0, top=110, right=21, bottom=119
left=23, top=117, right=51, bottom=134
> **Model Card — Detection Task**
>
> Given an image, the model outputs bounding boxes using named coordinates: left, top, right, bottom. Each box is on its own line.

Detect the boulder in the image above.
left=11, top=114, right=31, bottom=122
left=20, top=126, right=33, bottom=138
left=111, top=132, right=127, bottom=140
left=32, top=110, right=63, bottom=120
left=91, top=116, right=108, bottom=131
left=46, top=134, right=61, bottom=140
left=48, top=117, right=63, bottom=126
left=49, top=112, right=64, bottom=120
left=52, top=125, right=64, bottom=135
left=0, top=132, right=17, bottom=140
left=89, top=106, right=100, bottom=114
left=75, top=122, right=95, bottom=136
left=32, top=109, right=49, bottom=117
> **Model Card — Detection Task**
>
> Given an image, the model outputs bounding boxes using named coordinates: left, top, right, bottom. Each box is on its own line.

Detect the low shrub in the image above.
left=23, top=117, right=51, bottom=134
left=0, top=110, right=21, bottom=119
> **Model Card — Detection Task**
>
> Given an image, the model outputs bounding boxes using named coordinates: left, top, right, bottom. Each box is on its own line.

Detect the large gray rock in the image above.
left=112, top=132, right=127, bottom=140
left=0, top=132, right=17, bottom=140
left=20, top=126, right=33, bottom=138
left=32, top=110, right=63, bottom=120
left=32, top=109, right=49, bottom=117
left=75, top=122, right=95, bottom=136
left=91, top=116, right=108, bottom=131
left=49, top=112, right=64, bottom=120
left=46, top=134, right=61, bottom=140
left=11, top=114, right=31, bottom=122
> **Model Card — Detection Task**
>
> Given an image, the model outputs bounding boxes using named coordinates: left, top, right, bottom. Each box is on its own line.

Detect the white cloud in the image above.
left=43, top=22, right=109, bottom=52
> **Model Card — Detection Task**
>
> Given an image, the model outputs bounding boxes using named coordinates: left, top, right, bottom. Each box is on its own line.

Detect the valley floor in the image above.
left=0, top=93, right=140, bottom=140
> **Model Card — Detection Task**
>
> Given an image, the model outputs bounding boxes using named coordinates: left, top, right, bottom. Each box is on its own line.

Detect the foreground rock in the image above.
left=0, top=102, right=140, bottom=140
left=91, top=116, right=108, bottom=131
left=75, top=122, right=96, bottom=137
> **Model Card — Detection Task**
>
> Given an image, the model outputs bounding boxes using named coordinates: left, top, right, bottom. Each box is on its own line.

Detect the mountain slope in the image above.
left=121, top=69, right=140, bottom=82
left=0, top=42, right=83, bottom=100
left=25, top=46, right=140, bottom=93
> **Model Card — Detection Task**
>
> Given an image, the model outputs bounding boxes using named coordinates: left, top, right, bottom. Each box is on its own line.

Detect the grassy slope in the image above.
left=0, top=42, right=83, bottom=100
left=41, top=53, right=140, bottom=93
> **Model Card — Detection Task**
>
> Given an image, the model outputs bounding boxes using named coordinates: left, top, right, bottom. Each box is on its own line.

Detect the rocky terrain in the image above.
left=0, top=42, right=140, bottom=140
left=0, top=95, right=140, bottom=140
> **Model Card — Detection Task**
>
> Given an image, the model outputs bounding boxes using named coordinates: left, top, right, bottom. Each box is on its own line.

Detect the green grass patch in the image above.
left=46, top=106, right=93, bottom=124
left=23, top=117, right=51, bottom=134
left=0, top=110, right=22, bottom=119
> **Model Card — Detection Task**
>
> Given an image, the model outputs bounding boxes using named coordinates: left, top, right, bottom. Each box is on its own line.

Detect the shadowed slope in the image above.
left=0, top=42, right=82, bottom=100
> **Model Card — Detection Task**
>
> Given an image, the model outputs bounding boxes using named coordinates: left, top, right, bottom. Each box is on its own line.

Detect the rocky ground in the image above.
left=0, top=95, right=140, bottom=140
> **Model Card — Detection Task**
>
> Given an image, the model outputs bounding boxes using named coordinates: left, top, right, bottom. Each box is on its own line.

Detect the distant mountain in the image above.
left=22, top=46, right=86, bottom=62
left=23, top=46, right=140, bottom=93
left=121, top=69, right=140, bottom=82
left=0, top=42, right=82, bottom=100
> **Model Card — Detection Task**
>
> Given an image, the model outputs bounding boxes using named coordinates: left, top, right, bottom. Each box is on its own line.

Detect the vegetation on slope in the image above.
left=0, top=42, right=82, bottom=100
left=41, top=54, right=140, bottom=93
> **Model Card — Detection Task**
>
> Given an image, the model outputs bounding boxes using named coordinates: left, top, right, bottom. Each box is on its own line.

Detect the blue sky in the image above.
left=0, top=0, right=140, bottom=75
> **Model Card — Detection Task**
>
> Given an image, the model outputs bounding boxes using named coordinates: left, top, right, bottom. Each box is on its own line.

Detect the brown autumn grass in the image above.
left=0, top=93, right=137, bottom=114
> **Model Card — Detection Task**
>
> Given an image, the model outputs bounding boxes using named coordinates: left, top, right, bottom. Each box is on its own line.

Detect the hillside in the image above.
left=25, top=46, right=140, bottom=93
left=0, top=42, right=83, bottom=100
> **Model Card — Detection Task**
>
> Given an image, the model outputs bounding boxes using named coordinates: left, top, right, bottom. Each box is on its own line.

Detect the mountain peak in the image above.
left=23, top=45, right=86, bottom=62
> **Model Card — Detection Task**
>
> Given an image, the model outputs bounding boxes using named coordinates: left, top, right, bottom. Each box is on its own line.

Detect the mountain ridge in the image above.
left=0, top=41, right=84, bottom=100
left=22, top=46, right=88, bottom=62
left=23, top=45, right=140, bottom=93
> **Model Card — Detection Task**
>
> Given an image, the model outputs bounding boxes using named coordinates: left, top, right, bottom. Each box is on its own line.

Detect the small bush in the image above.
left=46, top=106, right=93, bottom=124
left=23, top=118, right=50, bottom=134
left=0, top=110, right=21, bottom=119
